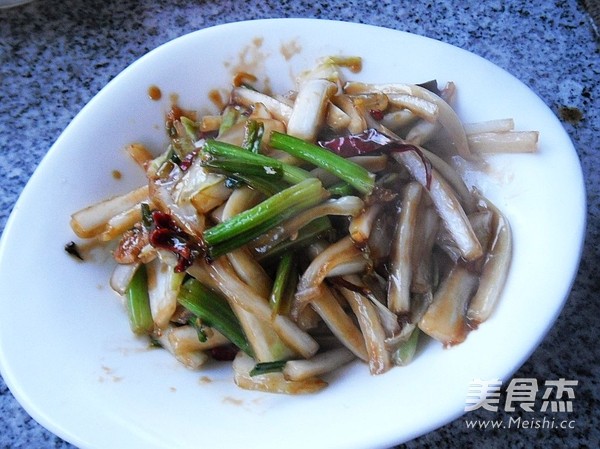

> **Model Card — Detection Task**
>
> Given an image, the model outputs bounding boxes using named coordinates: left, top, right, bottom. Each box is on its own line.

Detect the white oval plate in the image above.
left=0, top=19, right=585, bottom=449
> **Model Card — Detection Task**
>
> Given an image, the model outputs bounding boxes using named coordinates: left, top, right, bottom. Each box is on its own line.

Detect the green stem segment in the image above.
left=241, top=120, right=264, bottom=153
left=218, top=106, right=240, bottom=136
left=270, top=253, right=297, bottom=316
left=202, top=159, right=284, bottom=180
left=227, top=173, right=290, bottom=197
left=255, top=216, right=333, bottom=262
left=178, top=278, right=254, bottom=357
left=203, top=139, right=311, bottom=184
left=126, top=264, right=154, bottom=335
left=202, top=178, right=328, bottom=258
left=392, top=327, right=420, bottom=366
left=328, top=182, right=356, bottom=197
left=249, top=360, right=287, bottom=376
left=269, top=131, right=376, bottom=195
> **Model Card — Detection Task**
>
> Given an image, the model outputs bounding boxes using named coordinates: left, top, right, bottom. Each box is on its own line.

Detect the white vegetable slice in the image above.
left=463, top=118, right=514, bottom=134
left=70, top=185, right=148, bottom=238
left=154, top=329, right=209, bottom=370
left=222, top=187, right=272, bottom=297
left=387, top=93, right=439, bottom=122
left=467, top=131, right=539, bottom=153
left=410, top=205, right=440, bottom=294
left=188, top=259, right=319, bottom=359
left=232, top=352, right=327, bottom=394
left=467, top=194, right=513, bottom=325
left=283, top=347, right=356, bottom=381
left=146, top=257, right=184, bottom=330
left=99, top=203, right=147, bottom=242
left=338, top=286, right=392, bottom=375
left=405, top=82, right=456, bottom=145
left=418, top=265, right=478, bottom=346
left=167, top=325, right=231, bottom=352
left=287, top=78, right=338, bottom=142
left=231, top=87, right=293, bottom=123
left=295, top=236, right=369, bottom=307
left=310, top=284, right=368, bottom=361
left=387, top=182, right=423, bottom=314
left=345, top=81, right=472, bottom=159
left=390, top=151, right=483, bottom=261
left=110, top=262, right=140, bottom=296
left=332, top=94, right=367, bottom=134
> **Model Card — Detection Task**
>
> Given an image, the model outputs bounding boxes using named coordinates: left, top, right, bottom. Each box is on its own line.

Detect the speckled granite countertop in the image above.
left=1, top=1, right=598, bottom=448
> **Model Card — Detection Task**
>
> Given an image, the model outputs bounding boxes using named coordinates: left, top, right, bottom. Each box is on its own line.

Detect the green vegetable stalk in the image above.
left=202, top=139, right=311, bottom=184
left=241, top=120, right=264, bottom=153
left=269, top=131, right=376, bottom=195
left=270, top=253, right=298, bottom=316
left=126, top=264, right=154, bottom=335
left=178, top=278, right=254, bottom=357
left=249, top=360, right=287, bottom=376
left=203, top=178, right=329, bottom=258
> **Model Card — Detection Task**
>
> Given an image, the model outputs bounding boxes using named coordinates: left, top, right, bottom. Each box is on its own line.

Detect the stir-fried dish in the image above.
left=69, top=56, right=538, bottom=394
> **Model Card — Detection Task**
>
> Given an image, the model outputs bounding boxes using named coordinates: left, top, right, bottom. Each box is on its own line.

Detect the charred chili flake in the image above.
left=369, top=109, right=385, bottom=121
left=179, top=150, right=197, bottom=171
left=319, top=128, right=393, bottom=157
left=210, top=344, right=239, bottom=361
left=149, top=211, right=205, bottom=272
left=64, top=241, right=83, bottom=260
left=417, top=79, right=441, bottom=96
left=318, top=128, right=433, bottom=190
left=396, top=311, right=412, bottom=329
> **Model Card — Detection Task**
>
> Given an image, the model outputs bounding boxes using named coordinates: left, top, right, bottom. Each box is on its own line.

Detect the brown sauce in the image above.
left=208, top=89, right=226, bottom=110
left=233, top=71, right=258, bottom=87
left=148, top=85, right=162, bottom=101
left=343, top=58, right=363, bottom=73
left=280, top=39, right=302, bottom=61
